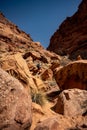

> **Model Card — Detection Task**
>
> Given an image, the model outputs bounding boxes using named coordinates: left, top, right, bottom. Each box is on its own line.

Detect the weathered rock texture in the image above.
left=0, top=12, right=33, bottom=53
left=0, top=12, right=60, bottom=94
left=47, top=0, right=87, bottom=59
left=0, top=53, right=38, bottom=93
left=53, top=89, right=87, bottom=117
left=0, top=68, right=32, bottom=130
left=0, top=9, right=87, bottom=130
left=34, top=113, right=87, bottom=130
left=0, top=12, right=60, bottom=62
left=54, top=60, right=87, bottom=90
left=34, top=116, right=73, bottom=130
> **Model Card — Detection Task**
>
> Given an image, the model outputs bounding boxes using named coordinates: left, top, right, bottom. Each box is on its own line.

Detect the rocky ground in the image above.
left=0, top=0, right=87, bottom=129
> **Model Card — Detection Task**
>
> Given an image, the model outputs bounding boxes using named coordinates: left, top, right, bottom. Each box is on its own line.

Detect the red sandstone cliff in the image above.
left=47, top=0, right=87, bottom=59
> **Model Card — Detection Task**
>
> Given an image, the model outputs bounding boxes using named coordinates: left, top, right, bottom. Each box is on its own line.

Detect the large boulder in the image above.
left=53, top=89, right=87, bottom=117
left=34, top=116, right=73, bottom=130
left=34, top=117, right=61, bottom=130
left=54, top=60, right=87, bottom=90
left=0, top=53, right=38, bottom=93
left=0, top=68, right=32, bottom=130
left=41, top=69, right=53, bottom=81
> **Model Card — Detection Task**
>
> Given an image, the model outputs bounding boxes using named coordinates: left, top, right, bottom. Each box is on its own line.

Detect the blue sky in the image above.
left=0, top=0, right=82, bottom=48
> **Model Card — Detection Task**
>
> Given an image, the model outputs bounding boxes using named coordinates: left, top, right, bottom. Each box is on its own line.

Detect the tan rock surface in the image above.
left=34, top=116, right=74, bottom=130
left=0, top=68, right=32, bottom=130
left=41, top=69, right=53, bottom=81
left=54, top=60, right=87, bottom=90
left=33, top=77, right=46, bottom=91
left=0, top=10, right=87, bottom=130
left=0, top=53, right=38, bottom=93
left=53, top=89, right=87, bottom=117
left=30, top=102, right=56, bottom=130
left=0, top=12, right=33, bottom=54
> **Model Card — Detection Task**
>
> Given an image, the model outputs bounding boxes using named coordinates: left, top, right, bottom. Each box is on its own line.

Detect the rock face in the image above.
left=0, top=53, right=38, bottom=93
left=53, top=89, right=87, bottom=117
left=0, top=68, right=32, bottom=130
left=0, top=12, right=60, bottom=62
left=34, top=116, right=72, bottom=130
left=0, top=10, right=87, bottom=130
left=41, top=69, right=53, bottom=81
left=47, top=0, right=87, bottom=59
left=54, top=60, right=87, bottom=90
left=0, top=12, right=33, bottom=53
left=0, top=12, right=60, bottom=94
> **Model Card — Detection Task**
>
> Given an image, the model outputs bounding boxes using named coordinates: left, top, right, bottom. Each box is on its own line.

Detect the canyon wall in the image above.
left=47, top=0, right=87, bottom=59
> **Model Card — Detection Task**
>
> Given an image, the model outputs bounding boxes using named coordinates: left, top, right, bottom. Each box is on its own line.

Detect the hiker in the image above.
left=36, top=63, right=41, bottom=70
left=36, top=63, right=41, bottom=74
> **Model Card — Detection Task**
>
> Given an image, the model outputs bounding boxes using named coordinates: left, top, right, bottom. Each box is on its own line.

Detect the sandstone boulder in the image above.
left=54, top=60, right=87, bottom=90
left=41, top=69, right=53, bottom=81
left=30, top=103, right=45, bottom=130
left=53, top=89, right=87, bottom=117
left=0, top=68, right=32, bottom=130
left=34, top=116, right=73, bottom=130
left=33, top=77, right=46, bottom=91
left=0, top=53, right=38, bottom=93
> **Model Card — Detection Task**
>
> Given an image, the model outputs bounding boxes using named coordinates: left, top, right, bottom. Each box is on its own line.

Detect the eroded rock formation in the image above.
left=0, top=5, right=87, bottom=130
left=53, top=89, right=87, bottom=116
left=54, top=60, right=87, bottom=90
left=47, top=0, right=87, bottom=59
left=0, top=68, right=32, bottom=130
left=0, top=12, right=60, bottom=94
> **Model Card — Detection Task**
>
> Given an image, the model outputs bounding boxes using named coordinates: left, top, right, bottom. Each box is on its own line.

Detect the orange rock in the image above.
left=41, top=69, right=53, bottom=81
left=53, top=89, right=87, bottom=117
left=34, top=115, right=74, bottom=130
left=0, top=68, right=32, bottom=130
left=0, top=53, right=38, bottom=92
left=54, top=60, right=87, bottom=90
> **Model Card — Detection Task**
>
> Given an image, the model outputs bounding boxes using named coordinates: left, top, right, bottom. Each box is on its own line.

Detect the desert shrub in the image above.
left=31, top=92, right=47, bottom=106
left=60, top=55, right=71, bottom=66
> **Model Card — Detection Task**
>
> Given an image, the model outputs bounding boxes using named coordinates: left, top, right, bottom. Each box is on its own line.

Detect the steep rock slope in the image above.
left=0, top=12, right=33, bottom=53
left=47, top=0, right=87, bottom=59
left=0, top=12, right=87, bottom=130
left=0, top=12, right=60, bottom=94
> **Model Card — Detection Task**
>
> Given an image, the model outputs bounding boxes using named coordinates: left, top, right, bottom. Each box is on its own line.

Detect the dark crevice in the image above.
left=47, top=90, right=63, bottom=98
left=81, top=124, right=87, bottom=128
left=0, top=124, right=10, bottom=130
left=82, top=110, right=87, bottom=116
left=14, top=118, right=23, bottom=125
